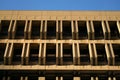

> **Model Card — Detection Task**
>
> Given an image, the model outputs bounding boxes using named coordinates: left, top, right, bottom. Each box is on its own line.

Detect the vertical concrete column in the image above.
left=91, top=77, right=95, bottom=80
left=21, top=43, right=27, bottom=65
left=8, top=43, right=14, bottom=65
left=38, top=43, right=42, bottom=65
left=74, top=77, right=80, bottom=80
left=56, top=43, right=59, bottom=65
left=0, top=20, right=1, bottom=31
left=60, top=20, right=62, bottom=40
left=8, top=20, right=13, bottom=39
left=109, top=43, right=115, bottom=65
left=44, top=20, right=47, bottom=39
left=40, top=20, right=43, bottom=39
left=26, top=43, right=30, bottom=65
left=24, top=20, right=28, bottom=39
left=95, top=77, right=98, bottom=80
left=28, top=20, right=32, bottom=39
left=71, top=20, right=75, bottom=40
left=113, top=77, right=116, bottom=80
left=108, top=77, right=112, bottom=80
left=102, top=21, right=108, bottom=39
left=75, top=20, right=78, bottom=40
left=43, top=43, right=46, bottom=65
left=90, top=21, right=95, bottom=39
left=93, top=43, right=98, bottom=65
left=105, top=43, right=113, bottom=65
left=56, top=20, right=58, bottom=39
left=25, top=76, right=28, bottom=80
left=117, top=21, right=120, bottom=37
left=77, top=43, right=80, bottom=65
left=72, top=43, right=76, bottom=65
left=106, top=21, right=111, bottom=39
left=12, top=20, right=16, bottom=39
left=4, top=43, right=9, bottom=64
left=89, top=43, right=94, bottom=65
left=86, top=21, right=93, bottom=40
left=39, top=77, right=45, bottom=80
left=60, top=43, right=63, bottom=65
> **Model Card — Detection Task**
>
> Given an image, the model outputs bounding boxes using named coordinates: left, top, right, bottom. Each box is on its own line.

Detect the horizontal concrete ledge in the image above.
left=0, top=40, right=120, bottom=44
left=0, top=65, right=120, bottom=71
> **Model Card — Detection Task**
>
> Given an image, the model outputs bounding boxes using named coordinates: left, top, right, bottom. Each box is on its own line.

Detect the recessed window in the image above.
left=63, top=21, right=72, bottom=39
left=96, top=44, right=107, bottom=65
left=0, top=20, right=10, bottom=39
left=12, top=43, right=23, bottom=65
left=15, top=20, right=25, bottom=39
left=108, top=21, right=119, bottom=39
left=0, top=43, right=6, bottom=64
left=31, top=21, right=41, bottom=39
left=63, top=75, right=73, bottom=80
left=47, top=21, right=56, bottom=39
left=79, top=44, right=90, bottom=65
left=112, top=44, right=120, bottom=65
left=46, top=43, right=56, bottom=65
left=28, top=76, right=38, bottom=80
left=78, top=21, right=88, bottom=39
left=29, top=43, right=39, bottom=65
left=93, top=21, right=104, bottom=39
left=63, top=44, right=73, bottom=65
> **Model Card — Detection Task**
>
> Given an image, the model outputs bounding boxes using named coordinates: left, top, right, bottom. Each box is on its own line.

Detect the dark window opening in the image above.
left=78, top=21, right=88, bottom=39
left=31, top=21, right=41, bottom=39
left=0, top=43, right=6, bottom=64
left=63, top=75, right=73, bottom=80
left=63, top=44, right=73, bottom=65
left=79, top=44, right=90, bottom=65
left=12, top=43, right=23, bottom=65
left=0, top=20, right=10, bottom=39
left=116, top=76, right=120, bottom=80
left=29, top=43, right=39, bottom=65
left=108, top=21, right=119, bottom=39
left=46, top=43, right=56, bottom=65
left=112, top=44, right=120, bottom=65
left=96, top=44, right=107, bottom=65
left=81, top=75, right=91, bottom=80
left=63, top=21, right=72, bottom=39
left=98, top=75, right=108, bottom=80
left=47, top=21, right=56, bottom=39
left=15, top=20, right=25, bottom=39
left=28, top=76, right=38, bottom=80
left=93, top=21, right=104, bottom=39
left=46, top=76, right=56, bottom=80
left=10, top=76, right=21, bottom=80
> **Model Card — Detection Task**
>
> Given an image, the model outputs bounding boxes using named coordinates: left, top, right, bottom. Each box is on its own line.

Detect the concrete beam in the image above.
left=89, top=43, right=95, bottom=65
left=21, top=43, right=27, bottom=65
left=39, top=77, right=45, bottom=80
left=44, top=20, right=47, bottom=39
left=40, top=20, right=43, bottom=39
left=60, top=43, right=63, bottom=65
left=4, top=43, right=9, bottom=64
left=73, top=43, right=76, bottom=65
left=87, top=21, right=93, bottom=40
left=56, top=43, right=59, bottom=65
left=91, top=21, right=95, bottom=39
left=117, top=21, right=120, bottom=37
left=12, top=20, right=16, bottom=39
left=60, top=20, right=62, bottom=40
left=93, top=43, right=98, bottom=65
left=75, top=20, right=78, bottom=40
left=43, top=43, right=46, bottom=65
left=102, top=21, right=107, bottom=39
left=106, top=21, right=111, bottom=39
left=38, top=43, right=42, bottom=65
left=74, top=77, right=80, bottom=80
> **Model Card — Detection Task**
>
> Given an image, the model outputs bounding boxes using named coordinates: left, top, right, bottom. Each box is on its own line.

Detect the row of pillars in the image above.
left=3, top=42, right=117, bottom=65
left=1, top=76, right=118, bottom=80
left=0, top=20, right=120, bottom=39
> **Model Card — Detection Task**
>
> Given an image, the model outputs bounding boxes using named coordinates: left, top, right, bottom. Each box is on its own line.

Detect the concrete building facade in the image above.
left=0, top=11, right=120, bottom=80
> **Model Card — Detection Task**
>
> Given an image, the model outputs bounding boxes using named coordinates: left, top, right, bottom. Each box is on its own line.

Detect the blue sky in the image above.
left=0, top=0, right=120, bottom=10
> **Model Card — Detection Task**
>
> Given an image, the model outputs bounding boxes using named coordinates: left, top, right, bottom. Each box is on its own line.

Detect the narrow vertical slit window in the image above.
left=29, top=43, right=39, bottom=65
left=46, top=43, right=56, bottom=65
left=12, top=43, right=23, bottom=65
left=63, top=21, right=72, bottom=39
left=47, top=21, right=56, bottom=39
left=93, top=21, right=104, bottom=39
left=63, top=44, right=73, bottom=65
left=78, top=21, right=88, bottom=39
left=15, top=20, right=25, bottom=39
left=96, top=44, right=107, bottom=65
left=112, top=44, right=120, bottom=65
left=108, top=21, right=119, bottom=39
left=0, top=43, right=6, bottom=64
left=31, top=21, right=41, bottom=39
left=0, top=20, right=10, bottom=39
left=79, top=44, right=90, bottom=65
